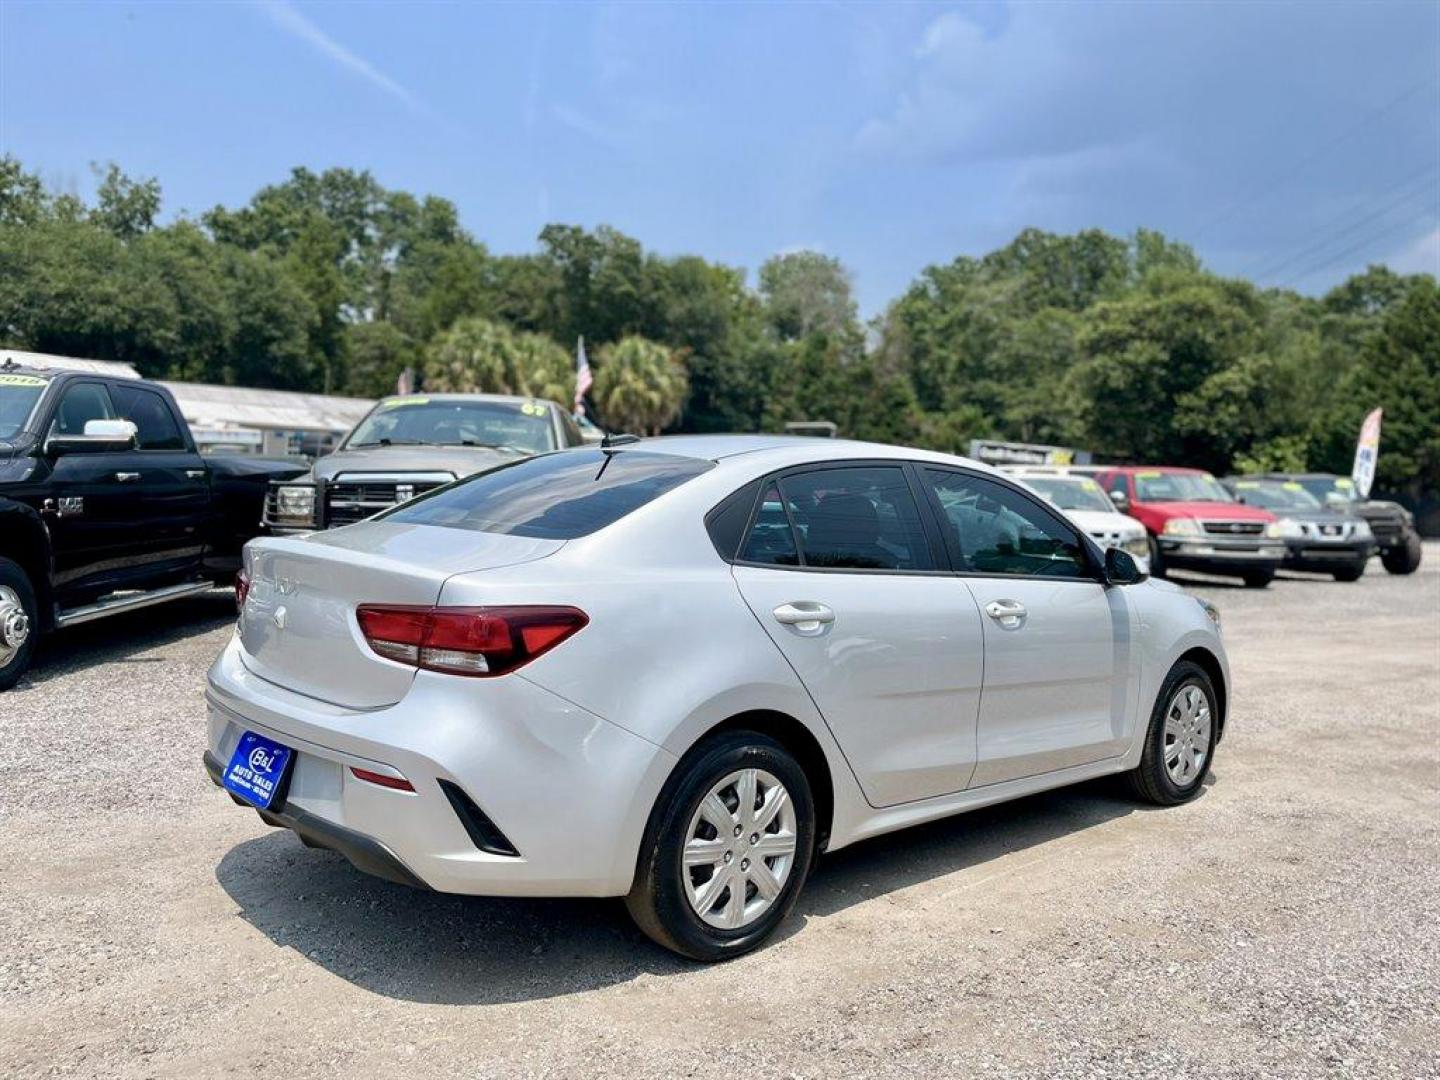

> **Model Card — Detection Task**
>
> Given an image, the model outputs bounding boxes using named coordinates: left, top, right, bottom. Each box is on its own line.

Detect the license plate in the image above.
left=222, top=731, right=294, bottom=810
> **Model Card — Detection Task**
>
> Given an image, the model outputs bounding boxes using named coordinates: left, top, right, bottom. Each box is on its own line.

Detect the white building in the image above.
left=2, top=349, right=374, bottom=456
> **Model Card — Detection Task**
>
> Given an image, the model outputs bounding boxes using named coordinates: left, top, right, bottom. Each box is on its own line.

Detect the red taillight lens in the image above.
left=355, top=605, right=588, bottom=677
left=349, top=766, right=415, bottom=792
left=235, top=570, right=251, bottom=611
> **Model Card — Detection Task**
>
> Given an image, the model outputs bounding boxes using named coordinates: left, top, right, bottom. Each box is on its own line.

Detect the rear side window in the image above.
left=111, top=385, right=186, bottom=450
left=738, top=466, right=935, bottom=571
left=383, top=449, right=713, bottom=538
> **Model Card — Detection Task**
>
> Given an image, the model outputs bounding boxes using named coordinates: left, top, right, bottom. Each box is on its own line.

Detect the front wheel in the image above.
left=626, top=731, right=816, bottom=961
left=1332, top=561, right=1366, bottom=583
left=1242, top=570, right=1274, bottom=588
left=0, top=557, right=39, bottom=693
left=1147, top=535, right=1167, bottom=578
left=1126, top=661, right=1219, bottom=806
left=1381, top=533, right=1422, bottom=575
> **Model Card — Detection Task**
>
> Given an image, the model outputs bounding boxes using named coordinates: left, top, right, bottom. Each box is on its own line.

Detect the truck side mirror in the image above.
left=46, top=419, right=138, bottom=456
left=1109, top=489, right=1129, bottom=513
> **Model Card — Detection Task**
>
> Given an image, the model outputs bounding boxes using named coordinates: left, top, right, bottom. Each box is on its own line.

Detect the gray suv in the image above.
left=264, top=393, right=585, bottom=533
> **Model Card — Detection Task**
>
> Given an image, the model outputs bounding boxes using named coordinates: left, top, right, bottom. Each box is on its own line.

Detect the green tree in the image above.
left=593, top=336, right=688, bottom=435
left=758, top=251, right=858, bottom=342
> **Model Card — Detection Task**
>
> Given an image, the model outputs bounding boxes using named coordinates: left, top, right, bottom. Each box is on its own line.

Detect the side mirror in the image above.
left=46, top=419, right=138, bottom=456
left=1105, top=545, right=1148, bottom=585
left=1108, top=489, right=1130, bottom=513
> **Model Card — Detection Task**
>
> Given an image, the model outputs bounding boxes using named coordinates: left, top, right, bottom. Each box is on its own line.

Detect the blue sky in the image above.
left=1, top=1, right=1436, bottom=315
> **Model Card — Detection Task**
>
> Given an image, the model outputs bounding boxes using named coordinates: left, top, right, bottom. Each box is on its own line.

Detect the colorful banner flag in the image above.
left=1351, top=407, right=1382, bottom=499
left=574, top=336, right=593, bottom=415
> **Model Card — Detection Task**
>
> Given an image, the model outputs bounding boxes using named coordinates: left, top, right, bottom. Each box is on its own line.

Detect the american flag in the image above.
left=574, top=336, right=593, bottom=415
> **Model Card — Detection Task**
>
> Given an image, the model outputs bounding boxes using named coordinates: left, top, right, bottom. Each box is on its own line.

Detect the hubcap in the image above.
left=1162, top=683, right=1212, bottom=786
left=0, top=585, right=30, bottom=667
left=682, top=767, right=799, bottom=930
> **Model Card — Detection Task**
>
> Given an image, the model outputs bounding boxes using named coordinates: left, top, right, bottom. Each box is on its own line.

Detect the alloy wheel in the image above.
left=682, top=768, right=799, bottom=930
left=0, top=585, right=31, bottom=668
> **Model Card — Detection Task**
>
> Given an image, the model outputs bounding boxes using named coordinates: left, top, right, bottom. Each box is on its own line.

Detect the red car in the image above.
left=1096, top=466, right=1285, bottom=587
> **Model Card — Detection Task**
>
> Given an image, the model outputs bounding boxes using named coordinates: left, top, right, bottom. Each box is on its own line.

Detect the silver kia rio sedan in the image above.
left=206, top=436, right=1228, bottom=960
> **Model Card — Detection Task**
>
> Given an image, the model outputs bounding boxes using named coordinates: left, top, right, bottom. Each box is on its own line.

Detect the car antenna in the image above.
left=601, top=432, right=641, bottom=450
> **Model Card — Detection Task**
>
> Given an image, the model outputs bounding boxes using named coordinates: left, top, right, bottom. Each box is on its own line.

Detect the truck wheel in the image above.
left=1332, top=561, right=1366, bottom=583
left=1242, top=570, right=1274, bottom=589
left=1147, top=535, right=1167, bottom=578
left=0, top=557, right=39, bottom=693
left=1381, top=533, right=1423, bottom=575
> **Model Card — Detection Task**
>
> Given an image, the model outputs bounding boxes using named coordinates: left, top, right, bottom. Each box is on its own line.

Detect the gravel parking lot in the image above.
left=2, top=549, right=1437, bottom=1079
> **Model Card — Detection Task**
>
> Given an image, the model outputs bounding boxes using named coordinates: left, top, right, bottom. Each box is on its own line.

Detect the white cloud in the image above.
left=1386, top=226, right=1440, bottom=277
left=255, top=0, right=426, bottom=114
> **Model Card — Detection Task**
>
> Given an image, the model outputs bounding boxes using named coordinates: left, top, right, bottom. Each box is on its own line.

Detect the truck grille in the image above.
left=324, top=478, right=450, bottom=527
left=1201, top=520, right=1265, bottom=536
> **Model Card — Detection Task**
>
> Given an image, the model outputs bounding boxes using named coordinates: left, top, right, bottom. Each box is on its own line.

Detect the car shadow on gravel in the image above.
left=20, top=590, right=235, bottom=687
left=215, top=776, right=1188, bottom=1005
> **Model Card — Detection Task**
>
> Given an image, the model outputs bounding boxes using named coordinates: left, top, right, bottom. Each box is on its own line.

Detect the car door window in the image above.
left=739, top=483, right=800, bottom=565
left=746, top=466, right=934, bottom=571
left=922, top=469, right=1090, bottom=578
left=111, top=385, right=185, bottom=450
left=49, top=382, right=116, bottom=436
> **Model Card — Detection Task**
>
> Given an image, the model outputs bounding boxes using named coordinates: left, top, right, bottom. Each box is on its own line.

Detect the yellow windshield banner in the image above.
left=0, top=373, right=46, bottom=388
left=380, top=396, right=429, bottom=409
left=1136, top=470, right=1162, bottom=479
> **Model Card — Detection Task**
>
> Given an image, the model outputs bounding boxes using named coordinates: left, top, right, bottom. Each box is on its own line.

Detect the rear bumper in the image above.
left=1281, top=540, right=1373, bottom=568
left=204, top=635, right=677, bottom=898
left=203, top=750, right=427, bottom=889
left=1158, top=537, right=1284, bottom=576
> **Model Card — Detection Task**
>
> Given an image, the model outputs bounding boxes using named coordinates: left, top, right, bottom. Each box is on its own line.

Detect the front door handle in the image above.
left=114, top=471, right=141, bottom=483
left=983, top=599, right=1027, bottom=628
left=773, top=601, right=835, bottom=635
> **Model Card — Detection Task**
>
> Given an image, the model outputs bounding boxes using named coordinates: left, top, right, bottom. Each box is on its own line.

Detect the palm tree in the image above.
left=423, top=317, right=516, bottom=393
left=594, top=336, right=689, bottom=435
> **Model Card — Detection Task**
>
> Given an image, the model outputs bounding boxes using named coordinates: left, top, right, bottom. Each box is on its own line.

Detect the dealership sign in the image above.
left=967, top=439, right=1092, bottom=467
left=1351, top=408, right=1382, bottom=499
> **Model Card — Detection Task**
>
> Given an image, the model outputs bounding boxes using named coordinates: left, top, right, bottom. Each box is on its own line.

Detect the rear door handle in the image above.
left=983, top=599, right=1027, bottom=628
left=772, top=601, right=835, bottom=635
left=114, top=471, right=141, bottom=483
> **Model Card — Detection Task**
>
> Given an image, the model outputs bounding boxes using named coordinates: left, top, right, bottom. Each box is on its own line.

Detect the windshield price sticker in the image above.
left=1236, top=480, right=1260, bottom=489
left=0, top=373, right=46, bottom=387
left=1080, top=478, right=1100, bottom=491
left=520, top=402, right=546, bottom=417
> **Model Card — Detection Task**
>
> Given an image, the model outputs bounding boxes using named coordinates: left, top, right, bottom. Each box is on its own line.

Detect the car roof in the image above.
left=1109, top=465, right=1211, bottom=475
left=375, top=393, right=559, bottom=407
left=613, top=434, right=996, bottom=472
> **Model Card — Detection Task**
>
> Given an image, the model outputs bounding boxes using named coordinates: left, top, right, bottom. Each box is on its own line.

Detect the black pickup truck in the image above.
left=0, top=360, right=306, bottom=690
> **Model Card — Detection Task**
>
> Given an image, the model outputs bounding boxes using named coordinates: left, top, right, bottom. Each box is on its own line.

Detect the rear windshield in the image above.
left=381, top=449, right=714, bottom=538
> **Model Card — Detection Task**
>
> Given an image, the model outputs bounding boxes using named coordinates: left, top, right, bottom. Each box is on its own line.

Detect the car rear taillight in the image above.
left=355, top=605, right=588, bottom=677
left=235, top=569, right=251, bottom=612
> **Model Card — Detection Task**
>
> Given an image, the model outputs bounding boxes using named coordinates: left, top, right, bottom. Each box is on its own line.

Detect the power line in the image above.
left=1194, top=79, right=1433, bottom=242
left=1279, top=209, right=1436, bottom=289
left=1248, top=165, right=1439, bottom=282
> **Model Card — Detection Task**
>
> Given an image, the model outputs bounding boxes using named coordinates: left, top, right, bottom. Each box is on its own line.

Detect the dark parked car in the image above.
left=262, top=393, right=586, bottom=533
left=0, top=360, right=306, bottom=690
left=1250, top=472, right=1422, bottom=575
left=1224, top=478, right=1373, bottom=581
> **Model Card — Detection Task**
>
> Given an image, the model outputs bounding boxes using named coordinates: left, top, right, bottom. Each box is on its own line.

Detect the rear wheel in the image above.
left=1332, top=561, right=1366, bottom=583
left=1381, top=533, right=1422, bottom=575
left=0, top=558, right=39, bottom=693
left=1126, top=661, right=1218, bottom=806
left=1242, top=570, right=1274, bottom=588
left=626, top=731, right=816, bottom=961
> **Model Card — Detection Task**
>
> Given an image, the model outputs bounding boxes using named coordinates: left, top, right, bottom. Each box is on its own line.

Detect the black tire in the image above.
left=0, top=557, right=39, bottom=693
left=1126, top=660, right=1219, bottom=806
left=1147, top=534, right=1166, bottom=578
left=1242, top=569, right=1274, bottom=588
left=1332, top=561, right=1366, bottom=583
left=626, top=730, right=817, bottom=961
left=1381, top=533, right=1423, bottom=575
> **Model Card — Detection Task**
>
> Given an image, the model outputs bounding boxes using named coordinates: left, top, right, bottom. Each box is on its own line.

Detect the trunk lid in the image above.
left=238, top=521, right=562, bottom=708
